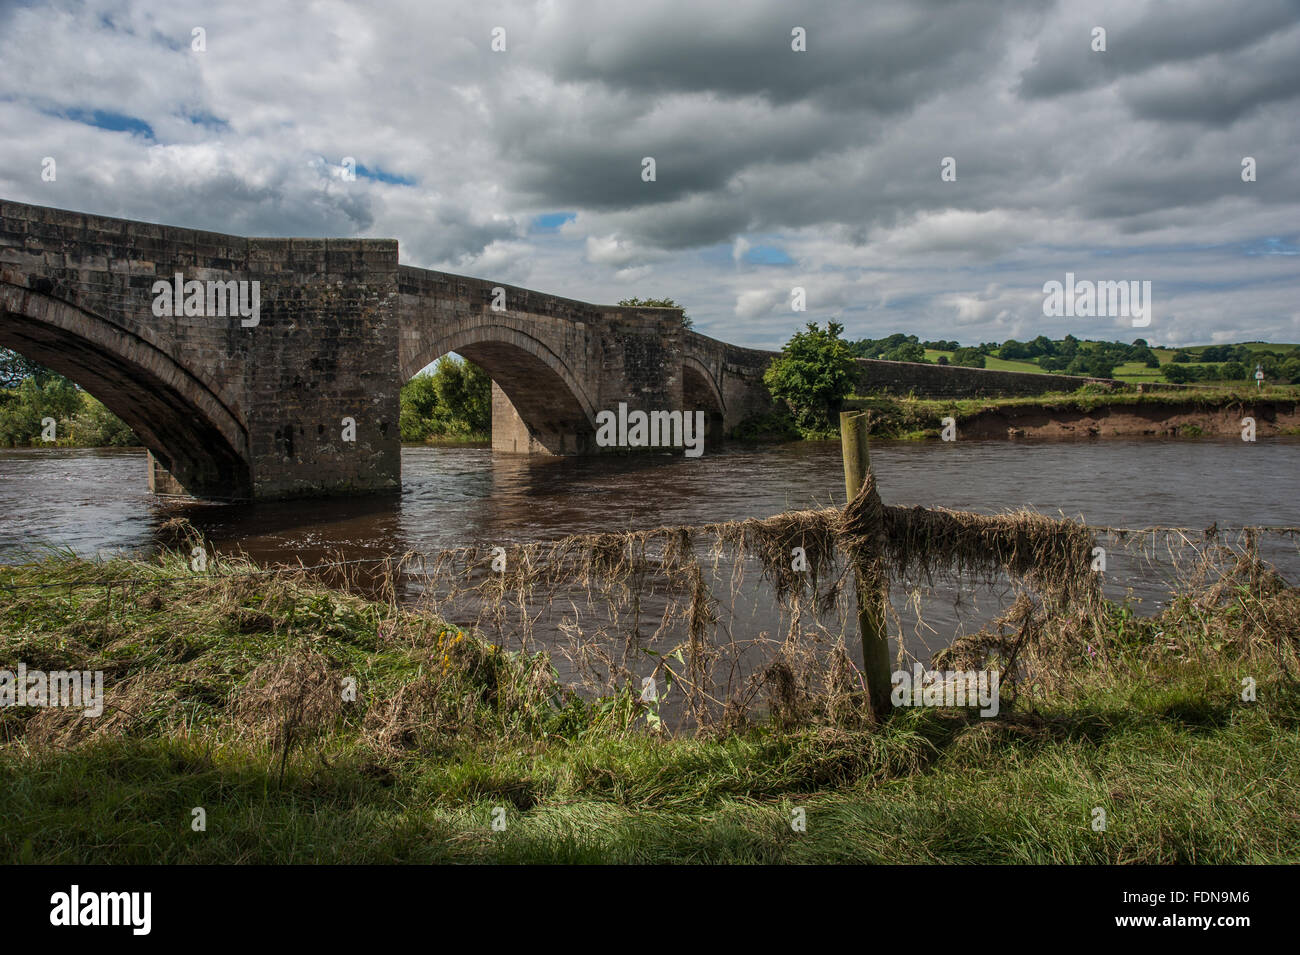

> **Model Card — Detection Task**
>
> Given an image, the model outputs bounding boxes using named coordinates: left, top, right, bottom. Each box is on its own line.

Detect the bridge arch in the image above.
left=403, top=322, right=597, bottom=455
left=682, top=356, right=726, bottom=445
left=0, top=283, right=251, bottom=497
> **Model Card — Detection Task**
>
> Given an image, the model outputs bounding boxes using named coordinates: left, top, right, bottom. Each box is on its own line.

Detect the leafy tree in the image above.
left=400, top=372, right=440, bottom=439
left=0, top=349, right=56, bottom=388
left=1128, top=343, right=1159, bottom=367
left=0, top=349, right=139, bottom=447
left=1030, top=335, right=1056, bottom=357
left=1219, top=361, right=1248, bottom=381
left=1171, top=350, right=1191, bottom=363
left=1065, top=353, right=1116, bottom=378
left=881, top=340, right=927, bottom=363
left=951, top=347, right=986, bottom=368
left=998, top=339, right=1031, bottom=360
left=400, top=357, right=492, bottom=441
left=432, top=357, right=491, bottom=433
left=763, top=321, right=857, bottom=435
left=1200, top=345, right=1250, bottom=364
left=849, top=333, right=923, bottom=360
left=1164, top=363, right=1222, bottom=383
left=619, top=297, right=693, bottom=329
left=0, top=376, right=84, bottom=446
left=68, top=394, right=137, bottom=446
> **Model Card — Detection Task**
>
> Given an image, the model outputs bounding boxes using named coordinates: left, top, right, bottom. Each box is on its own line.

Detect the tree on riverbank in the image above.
left=763, top=321, right=857, bottom=436
left=400, top=356, right=492, bottom=442
left=0, top=353, right=137, bottom=447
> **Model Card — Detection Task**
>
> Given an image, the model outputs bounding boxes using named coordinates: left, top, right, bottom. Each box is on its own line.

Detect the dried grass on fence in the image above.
left=7, top=502, right=1296, bottom=750
left=393, top=481, right=1107, bottom=731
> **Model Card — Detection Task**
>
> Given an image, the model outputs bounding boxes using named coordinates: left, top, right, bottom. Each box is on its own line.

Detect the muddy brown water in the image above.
left=2, top=438, right=1297, bottom=720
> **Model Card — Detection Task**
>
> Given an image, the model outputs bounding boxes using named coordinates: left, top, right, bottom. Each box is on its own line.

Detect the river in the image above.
left=2, top=439, right=1297, bottom=690
left=2, top=438, right=1295, bottom=564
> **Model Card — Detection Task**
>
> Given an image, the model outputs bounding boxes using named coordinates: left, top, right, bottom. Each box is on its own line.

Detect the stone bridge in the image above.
left=0, top=199, right=774, bottom=499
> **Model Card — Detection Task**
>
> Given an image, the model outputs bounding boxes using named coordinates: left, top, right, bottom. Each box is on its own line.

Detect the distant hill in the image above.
left=847, top=334, right=1300, bottom=385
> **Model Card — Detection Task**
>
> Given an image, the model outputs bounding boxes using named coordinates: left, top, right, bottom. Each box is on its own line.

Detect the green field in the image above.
left=923, top=349, right=1041, bottom=373
left=923, top=342, right=1300, bottom=386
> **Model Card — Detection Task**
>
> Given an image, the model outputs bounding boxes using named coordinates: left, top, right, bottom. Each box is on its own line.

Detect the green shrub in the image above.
left=763, top=322, right=857, bottom=435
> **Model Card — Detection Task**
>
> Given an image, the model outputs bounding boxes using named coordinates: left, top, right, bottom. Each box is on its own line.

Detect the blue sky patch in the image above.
left=61, top=108, right=155, bottom=140
left=355, top=164, right=415, bottom=186
left=744, top=244, right=794, bottom=266
left=532, top=211, right=577, bottom=233
left=184, top=111, right=229, bottom=131
left=1243, top=237, right=1300, bottom=256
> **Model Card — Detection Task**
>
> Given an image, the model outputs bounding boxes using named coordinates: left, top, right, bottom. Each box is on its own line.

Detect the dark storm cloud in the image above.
left=496, top=0, right=1037, bottom=227
left=1120, top=24, right=1300, bottom=124
left=535, top=0, right=1031, bottom=111
left=1016, top=0, right=1300, bottom=102
left=499, top=96, right=866, bottom=212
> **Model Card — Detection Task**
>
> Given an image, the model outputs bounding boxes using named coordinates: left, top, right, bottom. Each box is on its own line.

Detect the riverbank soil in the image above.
left=964, top=400, right=1300, bottom=439
left=848, top=388, right=1300, bottom=441
left=1, top=551, right=1297, bottom=864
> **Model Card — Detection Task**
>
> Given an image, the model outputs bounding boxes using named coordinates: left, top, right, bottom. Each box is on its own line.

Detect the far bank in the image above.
left=838, top=386, right=1300, bottom=441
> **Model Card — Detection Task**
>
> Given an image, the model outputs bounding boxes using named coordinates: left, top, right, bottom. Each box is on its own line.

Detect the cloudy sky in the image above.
left=2, top=0, right=1298, bottom=349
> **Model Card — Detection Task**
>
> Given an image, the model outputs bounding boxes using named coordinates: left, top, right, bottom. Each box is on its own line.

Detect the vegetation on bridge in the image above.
left=617, top=296, right=693, bottom=329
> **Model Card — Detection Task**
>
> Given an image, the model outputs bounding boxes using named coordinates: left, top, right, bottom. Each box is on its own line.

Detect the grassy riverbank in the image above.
left=2, top=549, right=1297, bottom=863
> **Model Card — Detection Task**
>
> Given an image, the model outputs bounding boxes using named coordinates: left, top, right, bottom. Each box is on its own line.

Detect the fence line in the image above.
left=2, top=521, right=1297, bottom=593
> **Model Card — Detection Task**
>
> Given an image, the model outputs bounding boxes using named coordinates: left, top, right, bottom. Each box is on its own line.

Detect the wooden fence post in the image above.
left=840, top=410, right=894, bottom=719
